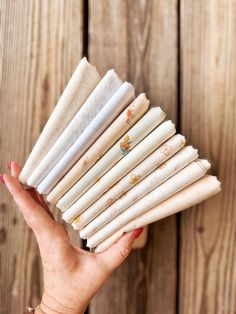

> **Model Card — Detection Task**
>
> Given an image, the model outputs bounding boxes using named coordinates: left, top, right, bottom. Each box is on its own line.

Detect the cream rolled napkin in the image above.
left=47, top=93, right=149, bottom=204
left=27, top=69, right=122, bottom=188
left=94, top=175, right=221, bottom=252
left=74, top=134, right=186, bottom=231
left=19, top=58, right=101, bottom=185
left=58, top=107, right=166, bottom=214
left=86, top=159, right=210, bottom=248
left=37, top=82, right=135, bottom=194
left=79, top=145, right=198, bottom=238
left=62, top=120, right=175, bottom=223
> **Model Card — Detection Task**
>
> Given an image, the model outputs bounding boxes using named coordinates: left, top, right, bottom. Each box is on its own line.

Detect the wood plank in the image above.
left=0, top=1, right=83, bottom=312
left=88, top=1, right=178, bottom=313
left=180, top=1, right=236, bottom=313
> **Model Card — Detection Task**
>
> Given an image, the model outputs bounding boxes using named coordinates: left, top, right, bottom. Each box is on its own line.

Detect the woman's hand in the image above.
left=1, top=161, right=143, bottom=314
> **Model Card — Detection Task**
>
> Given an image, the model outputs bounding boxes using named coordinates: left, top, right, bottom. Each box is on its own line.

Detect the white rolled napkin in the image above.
left=27, top=69, right=122, bottom=188
left=74, top=134, right=186, bottom=231
left=58, top=107, right=166, bottom=213
left=94, top=175, right=221, bottom=252
left=86, top=159, right=210, bottom=248
left=79, top=145, right=198, bottom=238
left=47, top=93, right=150, bottom=204
left=19, top=58, right=101, bottom=185
left=36, top=82, right=135, bottom=194
left=62, top=120, right=175, bottom=223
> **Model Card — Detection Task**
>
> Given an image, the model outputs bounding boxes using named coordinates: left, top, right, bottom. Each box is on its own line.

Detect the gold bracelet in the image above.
left=28, top=305, right=45, bottom=313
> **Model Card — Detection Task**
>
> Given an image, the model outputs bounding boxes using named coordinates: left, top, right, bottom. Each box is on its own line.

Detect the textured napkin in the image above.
left=47, top=93, right=150, bottom=204
left=94, top=175, right=221, bottom=252
left=19, top=58, right=101, bottom=185
left=62, top=120, right=175, bottom=223
left=86, top=159, right=210, bottom=248
left=79, top=145, right=198, bottom=238
left=73, top=134, right=186, bottom=230
left=58, top=107, right=166, bottom=213
left=36, top=82, right=135, bottom=194
left=27, top=69, right=122, bottom=188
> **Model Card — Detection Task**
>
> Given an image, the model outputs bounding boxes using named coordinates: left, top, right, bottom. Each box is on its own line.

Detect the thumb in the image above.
left=97, top=227, right=144, bottom=272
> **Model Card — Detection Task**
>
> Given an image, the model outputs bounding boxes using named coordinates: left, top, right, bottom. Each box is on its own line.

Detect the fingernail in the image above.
left=133, top=227, right=144, bottom=239
left=0, top=173, right=5, bottom=184
left=7, top=160, right=12, bottom=170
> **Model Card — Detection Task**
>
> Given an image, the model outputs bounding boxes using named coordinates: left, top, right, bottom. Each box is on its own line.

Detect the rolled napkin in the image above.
left=19, top=58, right=101, bottom=185
left=57, top=107, right=166, bottom=212
left=37, top=82, right=135, bottom=194
left=27, top=69, right=122, bottom=188
left=86, top=159, right=210, bottom=248
left=79, top=145, right=198, bottom=238
left=74, top=134, right=186, bottom=231
left=62, top=120, right=175, bottom=222
left=94, top=175, right=221, bottom=252
left=47, top=93, right=149, bottom=204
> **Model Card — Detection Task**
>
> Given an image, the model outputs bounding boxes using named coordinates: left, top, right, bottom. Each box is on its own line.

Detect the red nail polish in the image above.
left=0, top=173, right=5, bottom=184
left=7, top=160, right=12, bottom=170
left=133, top=227, right=144, bottom=239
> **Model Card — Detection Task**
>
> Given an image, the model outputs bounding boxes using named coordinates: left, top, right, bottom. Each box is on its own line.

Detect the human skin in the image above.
left=0, top=161, right=143, bottom=314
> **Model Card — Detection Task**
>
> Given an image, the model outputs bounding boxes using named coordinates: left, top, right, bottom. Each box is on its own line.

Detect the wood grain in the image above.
left=1, top=1, right=235, bottom=313
left=0, top=1, right=83, bottom=312
left=179, top=1, right=236, bottom=313
left=88, top=1, right=178, bottom=313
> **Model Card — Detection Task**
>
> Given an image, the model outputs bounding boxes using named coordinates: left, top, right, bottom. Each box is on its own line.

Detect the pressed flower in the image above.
left=129, top=174, right=141, bottom=184
left=120, top=135, right=132, bottom=155
left=126, top=107, right=134, bottom=124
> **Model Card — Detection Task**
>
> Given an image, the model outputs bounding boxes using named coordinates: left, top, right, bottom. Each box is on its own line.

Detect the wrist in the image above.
left=37, top=290, right=87, bottom=314
left=34, top=303, right=85, bottom=314
left=34, top=305, right=44, bottom=314
left=35, top=303, right=85, bottom=314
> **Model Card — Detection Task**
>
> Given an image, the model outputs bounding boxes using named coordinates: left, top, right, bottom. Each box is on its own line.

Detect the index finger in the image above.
left=3, top=173, right=56, bottom=240
left=10, top=161, right=54, bottom=217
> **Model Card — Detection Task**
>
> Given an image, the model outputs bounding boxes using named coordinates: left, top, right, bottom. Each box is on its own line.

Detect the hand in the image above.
left=1, top=161, right=143, bottom=314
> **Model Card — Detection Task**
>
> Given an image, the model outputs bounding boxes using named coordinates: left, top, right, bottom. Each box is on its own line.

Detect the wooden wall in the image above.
left=0, top=1, right=235, bottom=313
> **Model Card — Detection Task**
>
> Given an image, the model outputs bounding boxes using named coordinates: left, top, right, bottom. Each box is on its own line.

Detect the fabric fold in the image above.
left=37, top=81, right=135, bottom=194
left=62, top=119, right=175, bottom=223
left=59, top=107, right=166, bottom=216
left=79, top=145, right=198, bottom=238
left=94, top=175, right=221, bottom=252
left=47, top=93, right=150, bottom=204
left=19, top=58, right=101, bottom=185
left=73, top=134, right=186, bottom=231
left=27, top=69, right=122, bottom=188
left=86, top=159, right=211, bottom=248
